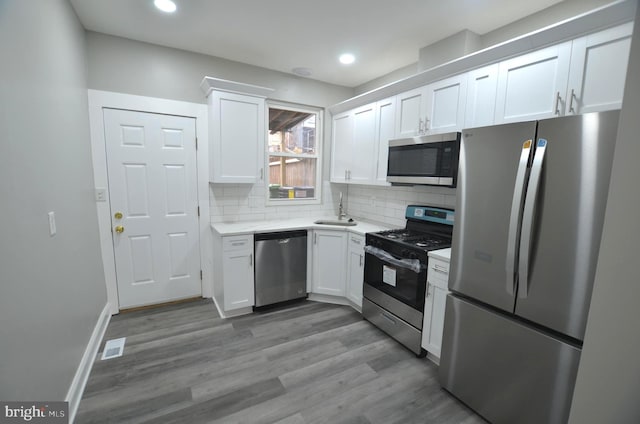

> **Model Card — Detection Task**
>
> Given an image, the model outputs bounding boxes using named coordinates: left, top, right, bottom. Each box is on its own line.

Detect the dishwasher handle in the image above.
left=254, top=229, right=308, bottom=242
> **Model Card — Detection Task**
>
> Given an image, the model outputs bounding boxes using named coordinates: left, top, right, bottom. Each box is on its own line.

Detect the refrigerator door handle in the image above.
left=505, top=139, right=533, bottom=296
left=518, top=139, right=548, bottom=299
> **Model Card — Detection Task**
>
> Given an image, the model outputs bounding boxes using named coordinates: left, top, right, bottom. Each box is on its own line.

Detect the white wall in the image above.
left=569, top=3, right=640, bottom=422
left=0, top=0, right=107, bottom=400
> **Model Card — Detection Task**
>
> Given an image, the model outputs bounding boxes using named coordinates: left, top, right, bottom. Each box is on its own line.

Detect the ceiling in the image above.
left=70, top=0, right=566, bottom=88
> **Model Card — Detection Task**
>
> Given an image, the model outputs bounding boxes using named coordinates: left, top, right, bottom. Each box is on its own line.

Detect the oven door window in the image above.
left=364, top=251, right=426, bottom=310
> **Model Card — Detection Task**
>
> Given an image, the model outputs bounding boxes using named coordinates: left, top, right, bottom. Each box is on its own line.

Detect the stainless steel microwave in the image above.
left=386, top=132, right=461, bottom=187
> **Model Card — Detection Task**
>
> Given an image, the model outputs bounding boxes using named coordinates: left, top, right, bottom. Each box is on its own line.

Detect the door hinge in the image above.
left=200, top=270, right=203, bottom=280
left=197, top=206, right=200, bottom=217
left=195, top=137, right=198, bottom=150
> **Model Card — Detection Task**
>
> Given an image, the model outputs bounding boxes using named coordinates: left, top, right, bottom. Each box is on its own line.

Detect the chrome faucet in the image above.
left=338, top=192, right=347, bottom=220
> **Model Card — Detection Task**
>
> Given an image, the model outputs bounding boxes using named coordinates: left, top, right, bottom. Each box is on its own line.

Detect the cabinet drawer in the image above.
left=428, top=258, right=450, bottom=289
left=223, top=235, right=252, bottom=252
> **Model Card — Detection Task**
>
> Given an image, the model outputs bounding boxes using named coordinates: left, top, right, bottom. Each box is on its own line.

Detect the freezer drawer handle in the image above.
left=506, top=139, right=533, bottom=296
left=518, top=139, right=548, bottom=299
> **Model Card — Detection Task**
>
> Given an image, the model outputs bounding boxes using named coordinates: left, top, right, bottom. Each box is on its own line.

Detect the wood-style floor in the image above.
left=76, top=299, right=484, bottom=424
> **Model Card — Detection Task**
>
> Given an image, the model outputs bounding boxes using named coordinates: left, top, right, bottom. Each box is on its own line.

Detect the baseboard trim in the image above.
left=307, top=293, right=351, bottom=306
left=66, top=303, right=111, bottom=423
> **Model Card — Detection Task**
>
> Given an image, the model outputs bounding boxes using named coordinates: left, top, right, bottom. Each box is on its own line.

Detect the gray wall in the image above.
left=0, top=0, right=107, bottom=400
left=86, top=32, right=354, bottom=107
left=569, top=3, right=640, bottom=422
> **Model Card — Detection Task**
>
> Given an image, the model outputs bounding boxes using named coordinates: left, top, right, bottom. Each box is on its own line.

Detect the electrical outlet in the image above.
left=95, top=188, right=107, bottom=202
left=48, top=211, right=56, bottom=236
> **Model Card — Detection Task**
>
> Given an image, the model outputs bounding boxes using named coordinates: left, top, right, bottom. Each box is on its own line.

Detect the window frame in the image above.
left=265, top=101, right=322, bottom=206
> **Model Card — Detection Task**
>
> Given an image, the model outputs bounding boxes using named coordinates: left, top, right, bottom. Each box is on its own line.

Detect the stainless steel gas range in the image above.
left=363, top=205, right=454, bottom=356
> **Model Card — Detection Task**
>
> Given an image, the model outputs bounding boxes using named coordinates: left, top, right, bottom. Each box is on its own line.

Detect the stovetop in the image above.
left=372, top=228, right=451, bottom=251
left=366, top=206, right=454, bottom=255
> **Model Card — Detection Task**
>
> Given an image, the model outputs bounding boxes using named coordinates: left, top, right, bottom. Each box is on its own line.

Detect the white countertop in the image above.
left=428, top=247, right=451, bottom=262
left=211, top=217, right=395, bottom=237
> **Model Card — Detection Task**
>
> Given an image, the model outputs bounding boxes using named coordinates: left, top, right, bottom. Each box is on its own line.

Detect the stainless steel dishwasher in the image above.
left=254, top=230, right=307, bottom=307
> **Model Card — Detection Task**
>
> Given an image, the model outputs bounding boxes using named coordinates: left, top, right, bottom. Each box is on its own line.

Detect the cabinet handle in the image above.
left=231, top=241, right=245, bottom=246
left=260, top=168, right=264, bottom=180
left=418, top=118, right=424, bottom=134
left=432, top=266, right=448, bottom=275
left=426, top=282, right=430, bottom=297
left=344, top=170, right=348, bottom=180
left=568, top=89, right=576, bottom=113
left=424, top=115, right=430, bottom=131
left=351, top=237, right=361, bottom=244
left=314, top=233, right=317, bottom=245
left=359, top=254, right=363, bottom=267
left=554, top=91, right=562, bottom=115
left=249, top=253, right=253, bottom=267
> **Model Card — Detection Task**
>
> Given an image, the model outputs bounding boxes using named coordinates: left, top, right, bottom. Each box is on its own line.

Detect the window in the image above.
left=266, top=103, right=321, bottom=203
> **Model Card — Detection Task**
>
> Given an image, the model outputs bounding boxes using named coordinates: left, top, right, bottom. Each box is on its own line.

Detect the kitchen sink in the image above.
left=314, top=219, right=357, bottom=226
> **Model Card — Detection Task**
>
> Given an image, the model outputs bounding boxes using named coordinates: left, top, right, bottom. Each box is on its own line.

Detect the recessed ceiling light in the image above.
left=154, top=0, right=177, bottom=13
left=292, top=67, right=313, bottom=77
left=339, top=53, right=355, bottom=65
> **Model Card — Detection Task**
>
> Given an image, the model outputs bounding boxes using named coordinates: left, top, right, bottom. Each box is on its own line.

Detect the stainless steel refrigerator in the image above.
left=439, top=110, right=620, bottom=424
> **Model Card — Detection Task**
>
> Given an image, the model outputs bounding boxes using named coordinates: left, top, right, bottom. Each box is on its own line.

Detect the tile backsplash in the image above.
left=209, top=181, right=341, bottom=223
left=210, top=180, right=456, bottom=228
left=344, top=184, right=456, bottom=228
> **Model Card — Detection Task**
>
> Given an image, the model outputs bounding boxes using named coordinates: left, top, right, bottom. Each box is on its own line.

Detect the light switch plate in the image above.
left=95, top=188, right=107, bottom=202
left=48, top=211, right=56, bottom=236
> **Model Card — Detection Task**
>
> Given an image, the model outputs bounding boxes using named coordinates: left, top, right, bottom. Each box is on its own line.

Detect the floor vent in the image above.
left=101, top=337, right=126, bottom=360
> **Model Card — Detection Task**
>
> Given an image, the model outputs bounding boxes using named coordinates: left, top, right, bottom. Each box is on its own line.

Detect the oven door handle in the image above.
left=364, top=245, right=423, bottom=273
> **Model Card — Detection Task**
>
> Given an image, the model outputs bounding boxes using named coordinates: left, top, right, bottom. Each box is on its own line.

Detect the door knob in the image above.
left=115, top=225, right=125, bottom=234
left=114, top=212, right=123, bottom=220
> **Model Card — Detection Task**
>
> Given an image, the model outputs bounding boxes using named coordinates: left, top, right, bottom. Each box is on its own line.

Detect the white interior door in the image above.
left=104, top=108, right=201, bottom=309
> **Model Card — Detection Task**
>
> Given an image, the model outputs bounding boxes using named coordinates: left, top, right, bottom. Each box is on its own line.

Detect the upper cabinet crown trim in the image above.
left=200, top=76, right=275, bottom=98
left=328, top=0, right=636, bottom=115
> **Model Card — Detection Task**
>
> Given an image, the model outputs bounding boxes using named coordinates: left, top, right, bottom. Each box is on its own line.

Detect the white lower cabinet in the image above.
left=422, top=255, right=450, bottom=359
left=311, top=230, right=347, bottom=297
left=346, top=234, right=365, bottom=307
left=213, top=234, right=255, bottom=313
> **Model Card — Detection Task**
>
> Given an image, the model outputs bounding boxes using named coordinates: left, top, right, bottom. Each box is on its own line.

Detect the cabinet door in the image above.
left=424, top=74, right=468, bottom=134
left=312, top=230, right=347, bottom=296
left=222, top=249, right=254, bottom=310
left=395, top=87, right=424, bottom=137
left=330, top=112, right=353, bottom=183
left=373, top=97, right=396, bottom=185
left=422, top=258, right=450, bottom=358
left=465, top=64, right=499, bottom=128
left=346, top=234, right=365, bottom=306
left=566, top=22, right=633, bottom=115
left=494, top=42, right=572, bottom=123
left=350, top=104, right=377, bottom=183
left=209, top=91, right=265, bottom=183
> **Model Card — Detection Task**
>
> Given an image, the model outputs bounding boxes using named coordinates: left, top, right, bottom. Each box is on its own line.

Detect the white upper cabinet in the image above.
left=566, top=22, right=633, bottom=115
left=494, top=42, right=572, bottom=123
left=395, top=87, right=425, bottom=137
left=330, top=97, right=396, bottom=185
left=465, top=63, right=500, bottom=129
left=330, top=111, right=353, bottom=183
left=423, top=74, right=468, bottom=134
left=350, top=103, right=377, bottom=183
left=373, top=97, right=396, bottom=186
left=202, top=77, right=273, bottom=184
left=395, top=75, right=467, bottom=137
left=208, top=90, right=266, bottom=183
